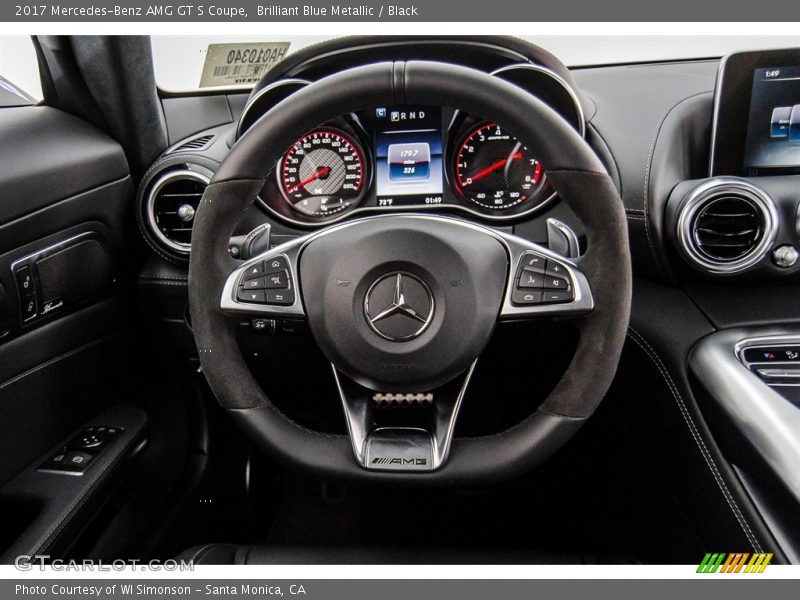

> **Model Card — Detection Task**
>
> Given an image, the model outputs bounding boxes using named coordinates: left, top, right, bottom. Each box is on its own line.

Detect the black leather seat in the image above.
left=176, top=544, right=634, bottom=565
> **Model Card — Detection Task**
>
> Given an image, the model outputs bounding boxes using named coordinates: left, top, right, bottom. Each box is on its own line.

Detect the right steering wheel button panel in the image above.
left=511, top=252, right=574, bottom=305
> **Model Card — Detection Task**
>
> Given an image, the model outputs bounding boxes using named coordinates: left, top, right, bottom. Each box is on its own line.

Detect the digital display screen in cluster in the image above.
left=372, top=105, right=444, bottom=206
left=744, top=66, right=800, bottom=171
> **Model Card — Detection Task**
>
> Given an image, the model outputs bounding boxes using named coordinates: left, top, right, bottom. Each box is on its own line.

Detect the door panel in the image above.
left=0, top=104, right=135, bottom=487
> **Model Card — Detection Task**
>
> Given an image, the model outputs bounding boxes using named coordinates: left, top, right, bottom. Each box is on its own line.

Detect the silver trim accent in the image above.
left=145, top=169, right=210, bottom=255
left=796, top=202, right=800, bottom=239
left=365, top=427, right=433, bottom=472
left=364, top=272, right=435, bottom=341
left=737, top=335, right=800, bottom=387
left=236, top=78, right=311, bottom=138
left=10, top=231, right=98, bottom=273
left=690, top=330, right=800, bottom=505
left=219, top=214, right=593, bottom=320
left=546, top=217, right=581, bottom=258
left=707, top=53, right=730, bottom=177
left=332, top=360, right=477, bottom=471
left=675, top=177, right=779, bottom=274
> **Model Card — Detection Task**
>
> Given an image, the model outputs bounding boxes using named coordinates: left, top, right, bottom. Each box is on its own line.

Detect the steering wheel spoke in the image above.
left=220, top=240, right=307, bottom=318
left=496, top=233, right=593, bottom=320
left=333, top=361, right=477, bottom=472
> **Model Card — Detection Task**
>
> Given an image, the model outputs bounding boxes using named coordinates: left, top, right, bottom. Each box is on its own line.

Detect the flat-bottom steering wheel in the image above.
left=189, top=62, right=631, bottom=485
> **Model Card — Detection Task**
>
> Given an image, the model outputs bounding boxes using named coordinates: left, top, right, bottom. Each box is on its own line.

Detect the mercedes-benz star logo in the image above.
left=364, top=273, right=434, bottom=341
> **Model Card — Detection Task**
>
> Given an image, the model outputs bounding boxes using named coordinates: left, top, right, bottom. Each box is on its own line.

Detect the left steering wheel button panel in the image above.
left=236, top=254, right=295, bottom=306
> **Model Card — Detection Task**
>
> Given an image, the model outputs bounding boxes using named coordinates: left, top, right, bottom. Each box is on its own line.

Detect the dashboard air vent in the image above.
left=677, top=178, right=777, bottom=274
left=170, top=134, right=214, bottom=153
left=146, top=170, right=209, bottom=255
left=693, top=196, right=761, bottom=261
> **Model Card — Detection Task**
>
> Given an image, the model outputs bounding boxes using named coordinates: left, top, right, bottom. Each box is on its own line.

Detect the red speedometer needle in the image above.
left=289, top=166, right=331, bottom=193
left=465, top=151, right=522, bottom=184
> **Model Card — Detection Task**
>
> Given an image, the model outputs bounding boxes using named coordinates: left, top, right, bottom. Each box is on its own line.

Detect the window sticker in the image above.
left=199, top=42, right=290, bottom=88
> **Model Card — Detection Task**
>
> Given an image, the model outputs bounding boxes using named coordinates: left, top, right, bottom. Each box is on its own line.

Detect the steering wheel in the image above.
left=189, top=62, right=631, bottom=485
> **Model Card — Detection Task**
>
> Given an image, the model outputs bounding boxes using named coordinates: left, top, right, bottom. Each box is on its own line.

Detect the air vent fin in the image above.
left=693, top=196, right=761, bottom=261
left=677, top=178, right=777, bottom=274
left=171, top=134, right=214, bottom=153
left=146, top=170, right=209, bottom=255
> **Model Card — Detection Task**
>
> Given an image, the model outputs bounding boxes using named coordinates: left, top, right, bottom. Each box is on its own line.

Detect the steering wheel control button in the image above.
left=364, top=272, right=434, bottom=341
left=519, top=270, right=544, bottom=288
left=512, top=289, right=543, bottom=304
left=237, top=289, right=267, bottom=303
left=521, top=254, right=547, bottom=273
left=543, top=276, right=569, bottom=290
left=545, top=261, right=569, bottom=279
left=264, top=271, right=290, bottom=289
left=243, top=277, right=266, bottom=290
left=542, top=290, right=574, bottom=304
left=266, top=289, right=294, bottom=305
left=265, top=256, right=289, bottom=272
left=243, top=262, right=266, bottom=280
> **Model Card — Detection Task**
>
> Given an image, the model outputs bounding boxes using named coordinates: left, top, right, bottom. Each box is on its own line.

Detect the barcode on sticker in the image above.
left=200, top=42, right=291, bottom=88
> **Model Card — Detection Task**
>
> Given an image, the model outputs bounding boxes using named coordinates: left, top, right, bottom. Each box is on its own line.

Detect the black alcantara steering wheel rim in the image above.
left=188, top=61, right=631, bottom=485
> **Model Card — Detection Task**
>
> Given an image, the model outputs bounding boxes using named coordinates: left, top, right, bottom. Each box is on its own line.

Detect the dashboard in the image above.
left=138, top=38, right=800, bottom=288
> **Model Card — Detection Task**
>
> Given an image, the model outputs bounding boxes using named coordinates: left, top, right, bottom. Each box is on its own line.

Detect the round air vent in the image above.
left=146, top=170, right=209, bottom=256
left=677, top=178, right=778, bottom=274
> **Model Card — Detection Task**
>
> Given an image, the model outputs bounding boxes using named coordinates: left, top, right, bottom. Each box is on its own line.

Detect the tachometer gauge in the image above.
left=453, top=123, right=545, bottom=210
left=279, top=128, right=366, bottom=217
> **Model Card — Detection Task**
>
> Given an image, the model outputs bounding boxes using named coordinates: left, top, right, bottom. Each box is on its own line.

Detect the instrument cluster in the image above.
left=252, top=66, right=585, bottom=227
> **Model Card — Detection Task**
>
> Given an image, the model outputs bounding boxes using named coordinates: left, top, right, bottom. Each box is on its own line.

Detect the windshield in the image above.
left=151, top=35, right=800, bottom=93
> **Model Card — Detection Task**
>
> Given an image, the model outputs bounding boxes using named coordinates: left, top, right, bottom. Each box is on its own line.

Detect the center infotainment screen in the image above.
left=372, top=105, right=444, bottom=206
left=744, top=66, right=800, bottom=171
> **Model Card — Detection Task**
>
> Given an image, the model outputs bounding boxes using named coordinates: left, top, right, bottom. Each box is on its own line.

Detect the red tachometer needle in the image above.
left=289, top=166, right=331, bottom=193
left=465, top=151, right=522, bottom=184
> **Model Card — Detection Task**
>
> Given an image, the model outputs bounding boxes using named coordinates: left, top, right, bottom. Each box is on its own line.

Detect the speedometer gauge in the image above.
left=454, top=123, right=545, bottom=210
left=279, top=129, right=366, bottom=217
